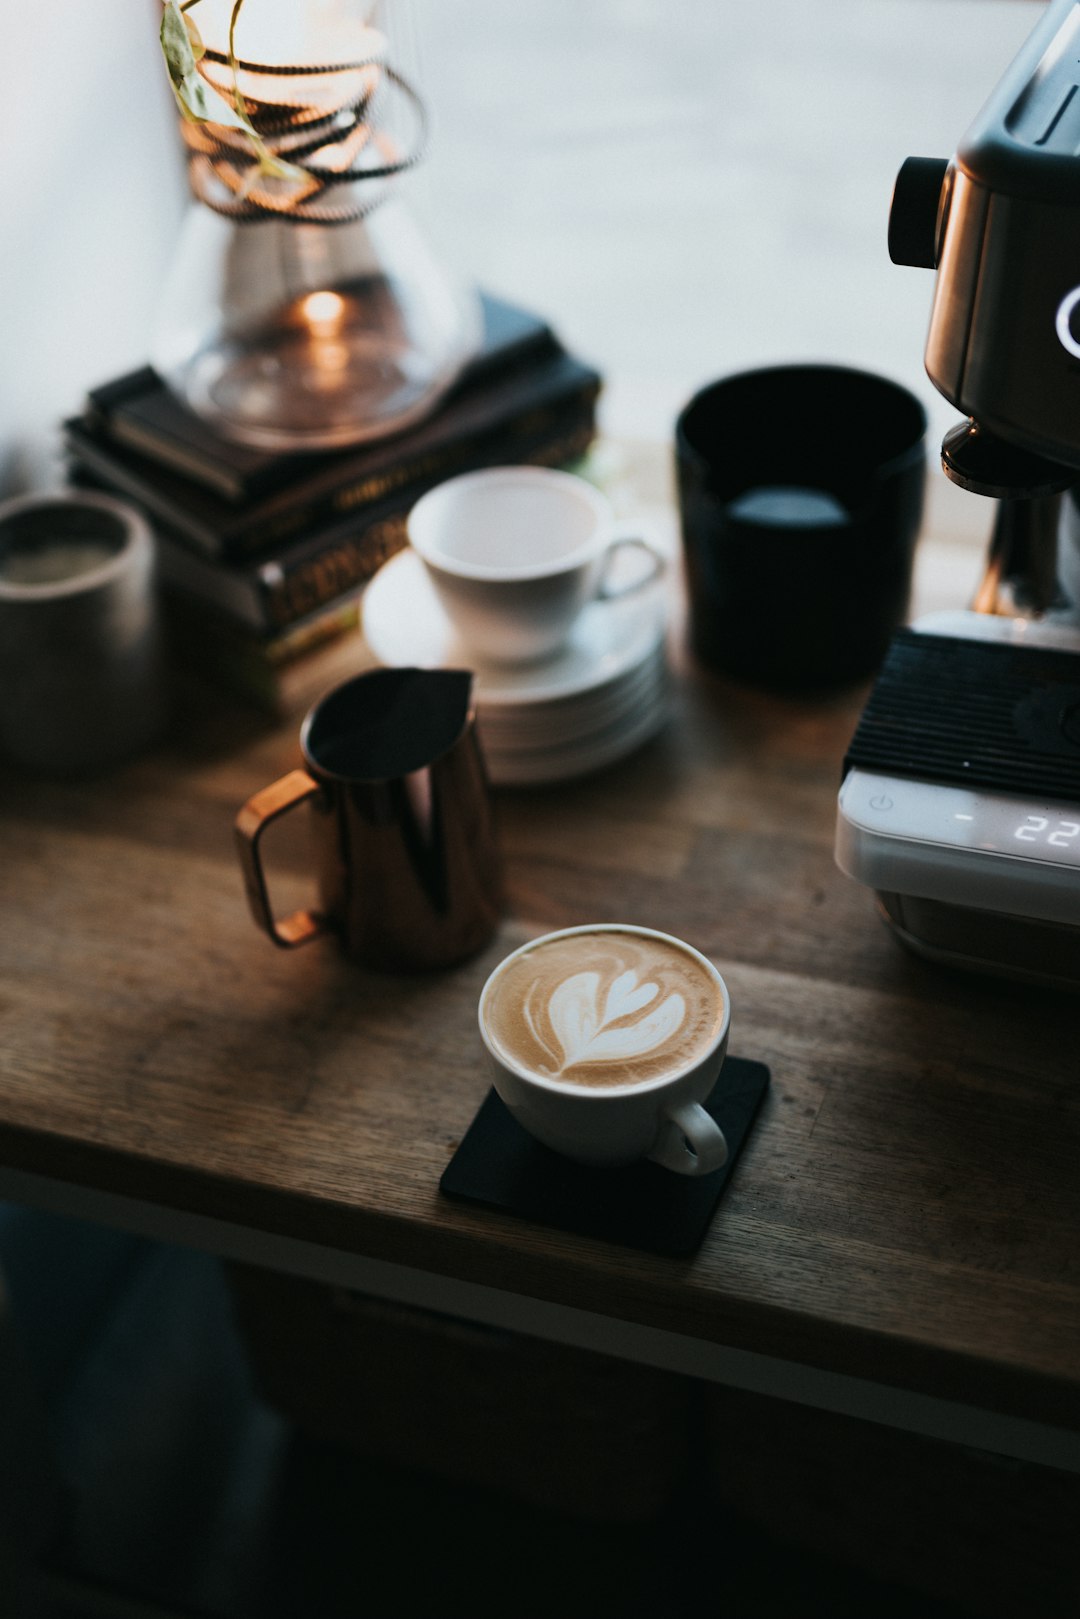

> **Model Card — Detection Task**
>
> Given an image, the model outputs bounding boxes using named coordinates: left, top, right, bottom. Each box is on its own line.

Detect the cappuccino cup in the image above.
left=407, top=466, right=666, bottom=665
left=478, top=925, right=730, bottom=1175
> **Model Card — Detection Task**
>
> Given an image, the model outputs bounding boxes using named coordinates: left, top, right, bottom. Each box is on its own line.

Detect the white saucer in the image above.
left=476, top=645, right=667, bottom=747
left=362, top=547, right=669, bottom=710
left=483, top=685, right=670, bottom=786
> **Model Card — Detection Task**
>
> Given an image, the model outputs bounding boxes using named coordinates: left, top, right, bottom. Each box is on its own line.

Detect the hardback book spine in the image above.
left=220, top=413, right=598, bottom=632
left=83, top=294, right=561, bottom=504
left=82, top=366, right=277, bottom=501
left=70, top=409, right=599, bottom=634
left=65, top=353, right=602, bottom=560
left=163, top=593, right=368, bottom=716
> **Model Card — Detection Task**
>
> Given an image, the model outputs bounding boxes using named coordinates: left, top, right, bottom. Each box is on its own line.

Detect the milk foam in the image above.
left=483, top=931, right=723, bottom=1088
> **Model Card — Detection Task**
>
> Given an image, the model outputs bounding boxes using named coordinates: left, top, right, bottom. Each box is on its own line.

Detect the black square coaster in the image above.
left=439, top=1057, right=769, bottom=1257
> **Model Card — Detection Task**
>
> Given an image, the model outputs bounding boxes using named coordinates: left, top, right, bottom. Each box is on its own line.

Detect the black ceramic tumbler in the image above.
left=675, top=364, right=927, bottom=690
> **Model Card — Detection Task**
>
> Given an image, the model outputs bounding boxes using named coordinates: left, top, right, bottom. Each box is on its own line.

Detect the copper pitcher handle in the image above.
left=234, top=769, right=328, bottom=949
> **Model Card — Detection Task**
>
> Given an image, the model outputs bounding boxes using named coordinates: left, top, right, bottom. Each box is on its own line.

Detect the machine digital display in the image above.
left=841, top=771, right=1080, bottom=869
left=1012, top=814, right=1080, bottom=849
left=836, top=765, right=1080, bottom=932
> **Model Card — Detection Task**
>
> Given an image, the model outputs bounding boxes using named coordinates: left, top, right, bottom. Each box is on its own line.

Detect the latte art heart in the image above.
left=483, top=929, right=725, bottom=1089
left=527, top=969, right=687, bottom=1077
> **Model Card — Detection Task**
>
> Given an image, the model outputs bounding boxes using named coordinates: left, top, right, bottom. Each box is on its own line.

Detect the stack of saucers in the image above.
left=361, top=547, right=671, bottom=786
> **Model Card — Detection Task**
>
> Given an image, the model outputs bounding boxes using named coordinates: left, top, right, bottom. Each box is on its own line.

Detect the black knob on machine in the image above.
left=888, top=156, right=950, bottom=269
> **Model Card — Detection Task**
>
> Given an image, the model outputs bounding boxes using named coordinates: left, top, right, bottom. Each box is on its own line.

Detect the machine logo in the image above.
left=1056, top=285, right=1080, bottom=360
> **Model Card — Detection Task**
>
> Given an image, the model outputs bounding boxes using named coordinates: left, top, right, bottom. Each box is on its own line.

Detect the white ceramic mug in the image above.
left=407, top=466, right=666, bottom=664
left=477, top=924, right=730, bottom=1175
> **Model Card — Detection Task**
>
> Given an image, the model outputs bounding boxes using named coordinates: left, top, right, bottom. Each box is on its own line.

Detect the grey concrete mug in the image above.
left=0, top=490, right=168, bottom=775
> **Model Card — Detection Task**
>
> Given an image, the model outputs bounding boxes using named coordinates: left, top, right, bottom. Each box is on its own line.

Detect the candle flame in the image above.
left=300, top=290, right=347, bottom=332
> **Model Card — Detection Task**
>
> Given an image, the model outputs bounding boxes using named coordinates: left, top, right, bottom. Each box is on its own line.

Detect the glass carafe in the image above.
left=153, top=0, right=479, bottom=451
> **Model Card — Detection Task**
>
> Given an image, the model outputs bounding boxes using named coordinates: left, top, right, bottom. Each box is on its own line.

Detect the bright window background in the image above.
left=0, top=0, right=1038, bottom=491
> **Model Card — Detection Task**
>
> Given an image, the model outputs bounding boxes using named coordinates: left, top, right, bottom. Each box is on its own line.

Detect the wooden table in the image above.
left=1, top=453, right=1078, bottom=1481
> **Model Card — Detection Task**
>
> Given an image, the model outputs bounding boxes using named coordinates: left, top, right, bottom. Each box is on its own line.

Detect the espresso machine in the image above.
left=835, top=0, right=1080, bottom=987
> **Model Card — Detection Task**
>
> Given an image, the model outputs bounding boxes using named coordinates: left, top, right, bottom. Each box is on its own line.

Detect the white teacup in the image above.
left=478, top=924, right=730, bottom=1175
left=407, top=466, right=666, bottom=665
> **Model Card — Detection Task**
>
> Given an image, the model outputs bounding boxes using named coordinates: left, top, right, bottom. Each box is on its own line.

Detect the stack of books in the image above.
left=64, top=294, right=602, bottom=714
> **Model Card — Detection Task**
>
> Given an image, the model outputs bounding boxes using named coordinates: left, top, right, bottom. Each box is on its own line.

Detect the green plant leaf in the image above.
left=160, top=0, right=247, bottom=128
left=160, top=0, right=308, bottom=187
left=182, top=9, right=205, bottom=62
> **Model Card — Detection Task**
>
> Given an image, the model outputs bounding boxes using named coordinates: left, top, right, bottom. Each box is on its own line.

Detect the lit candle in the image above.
left=292, top=289, right=353, bottom=383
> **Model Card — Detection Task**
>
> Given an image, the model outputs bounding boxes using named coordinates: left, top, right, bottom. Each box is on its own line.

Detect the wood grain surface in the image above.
left=1, top=452, right=1078, bottom=1435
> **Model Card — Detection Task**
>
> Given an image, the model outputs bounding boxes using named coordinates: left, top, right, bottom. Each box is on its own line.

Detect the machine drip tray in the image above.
left=877, top=890, right=1080, bottom=990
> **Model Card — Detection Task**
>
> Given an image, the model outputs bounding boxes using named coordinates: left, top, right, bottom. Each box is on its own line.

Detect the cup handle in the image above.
left=647, top=1100, right=728, bottom=1177
left=596, top=522, right=667, bottom=601
left=234, top=769, right=330, bottom=949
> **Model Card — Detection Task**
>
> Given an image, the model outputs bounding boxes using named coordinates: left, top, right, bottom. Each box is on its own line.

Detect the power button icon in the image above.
left=869, top=793, right=894, bottom=812
left=1056, top=286, right=1080, bottom=360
